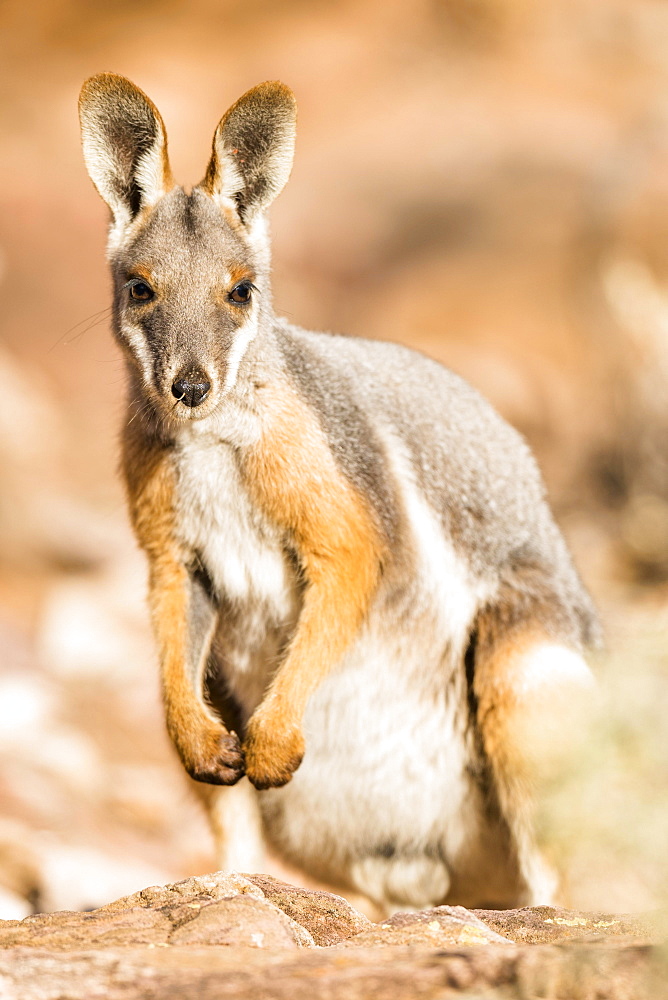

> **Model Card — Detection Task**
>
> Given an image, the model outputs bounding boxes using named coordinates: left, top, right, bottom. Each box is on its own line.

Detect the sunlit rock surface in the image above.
left=0, top=872, right=663, bottom=999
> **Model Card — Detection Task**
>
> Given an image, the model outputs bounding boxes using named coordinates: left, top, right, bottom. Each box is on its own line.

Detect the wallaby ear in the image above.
left=201, top=81, right=296, bottom=223
left=79, top=73, right=173, bottom=226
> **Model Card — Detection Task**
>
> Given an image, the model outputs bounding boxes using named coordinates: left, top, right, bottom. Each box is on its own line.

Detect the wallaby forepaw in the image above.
left=185, top=729, right=245, bottom=786
left=243, top=719, right=305, bottom=790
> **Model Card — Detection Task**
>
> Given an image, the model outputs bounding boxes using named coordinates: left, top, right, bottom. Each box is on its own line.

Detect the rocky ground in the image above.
left=0, top=871, right=664, bottom=999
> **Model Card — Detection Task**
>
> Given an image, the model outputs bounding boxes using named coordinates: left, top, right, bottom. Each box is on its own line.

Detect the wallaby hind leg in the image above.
left=193, top=780, right=265, bottom=874
left=473, top=609, right=595, bottom=905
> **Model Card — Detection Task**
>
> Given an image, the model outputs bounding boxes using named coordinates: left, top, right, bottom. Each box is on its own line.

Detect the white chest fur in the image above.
left=172, top=433, right=296, bottom=623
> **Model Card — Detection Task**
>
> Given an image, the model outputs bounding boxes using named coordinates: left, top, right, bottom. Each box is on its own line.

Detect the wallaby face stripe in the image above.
left=222, top=318, right=259, bottom=394
left=80, top=73, right=600, bottom=912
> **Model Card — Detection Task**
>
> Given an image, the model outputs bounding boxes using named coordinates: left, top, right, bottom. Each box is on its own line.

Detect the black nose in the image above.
left=171, top=371, right=211, bottom=408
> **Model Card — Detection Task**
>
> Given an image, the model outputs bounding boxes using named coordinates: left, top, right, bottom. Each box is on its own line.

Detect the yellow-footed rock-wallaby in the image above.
left=79, top=74, right=599, bottom=914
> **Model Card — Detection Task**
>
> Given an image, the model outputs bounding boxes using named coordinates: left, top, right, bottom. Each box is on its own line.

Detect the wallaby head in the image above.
left=79, top=73, right=296, bottom=421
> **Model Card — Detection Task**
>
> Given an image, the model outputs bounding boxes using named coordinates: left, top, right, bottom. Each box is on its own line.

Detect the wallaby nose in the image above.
left=171, top=370, right=211, bottom=408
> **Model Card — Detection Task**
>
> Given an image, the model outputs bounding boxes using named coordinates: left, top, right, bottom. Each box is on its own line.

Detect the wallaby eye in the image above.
left=128, top=280, right=154, bottom=302
left=228, top=281, right=255, bottom=305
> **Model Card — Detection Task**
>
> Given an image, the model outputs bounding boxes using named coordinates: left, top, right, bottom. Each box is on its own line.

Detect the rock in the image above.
left=98, top=871, right=266, bottom=911
left=169, top=895, right=313, bottom=949
left=339, top=904, right=513, bottom=948
left=0, top=941, right=661, bottom=1000
left=243, top=873, right=370, bottom=945
left=0, top=871, right=313, bottom=951
left=473, top=905, right=666, bottom=945
left=0, top=873, right=663, bottom=998
left=0, top=906, right=172, bottom=951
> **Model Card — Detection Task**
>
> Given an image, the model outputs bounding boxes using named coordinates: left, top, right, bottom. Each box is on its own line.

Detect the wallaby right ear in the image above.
left=79, top=73, right=173, bottom=226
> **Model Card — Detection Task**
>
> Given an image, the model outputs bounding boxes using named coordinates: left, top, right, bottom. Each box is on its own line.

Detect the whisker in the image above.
left=63, top=312, right=113, bottom=346
left=49, top=307, right=112, bottom=353
left=126, top=396, right=155, bottom=429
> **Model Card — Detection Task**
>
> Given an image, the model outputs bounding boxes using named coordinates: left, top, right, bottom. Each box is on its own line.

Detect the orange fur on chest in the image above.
left=243, top=380, right=385, bottom=640
left=122, top=427, right=179, bottom=560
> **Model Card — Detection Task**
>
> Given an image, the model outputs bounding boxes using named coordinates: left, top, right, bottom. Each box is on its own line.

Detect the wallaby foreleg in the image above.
left=149, top=560, right=244, bottom=785
left=242, top=560, right=380, bottom=789
left=241, top=381, right=386, bottom=789
left=124, top=432, right=244, bottom=785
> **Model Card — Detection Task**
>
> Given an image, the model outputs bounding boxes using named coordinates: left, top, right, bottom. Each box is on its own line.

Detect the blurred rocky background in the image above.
left=0, top=0, right=666, bottom=920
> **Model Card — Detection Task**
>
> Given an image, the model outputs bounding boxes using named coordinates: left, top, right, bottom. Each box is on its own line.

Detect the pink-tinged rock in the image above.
left=98, top=870, right=265, bottom=911
left=0, top=871, right=313, bottom=951
left=243, top=873, right=371, bottom=945
left=169, top=895, right=313, bottom=948
left=0, top=906, right=172, bottom=950
left=339, top=904, right=513, bottom=948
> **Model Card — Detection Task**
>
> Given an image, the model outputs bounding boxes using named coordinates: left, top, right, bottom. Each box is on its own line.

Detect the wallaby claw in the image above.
left=243, top=717, right=305, bottom=790
left=186, top=730, right=246, bottom=786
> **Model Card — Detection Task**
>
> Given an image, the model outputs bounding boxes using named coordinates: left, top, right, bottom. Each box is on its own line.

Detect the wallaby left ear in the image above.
left=201, top=81, right=296, bottom=223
